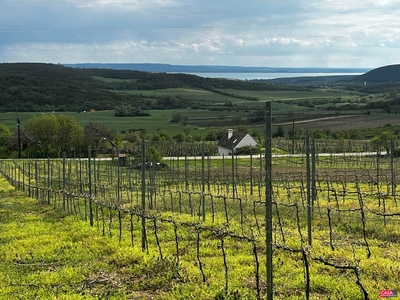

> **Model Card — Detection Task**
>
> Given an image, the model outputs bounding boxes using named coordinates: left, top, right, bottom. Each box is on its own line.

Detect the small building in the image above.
left=5, top=128, right=37, bottom=151
left=217, top=129, right=257, bottom=156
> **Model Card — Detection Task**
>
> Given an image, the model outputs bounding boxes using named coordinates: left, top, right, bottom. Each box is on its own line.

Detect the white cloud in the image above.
left=0, top=0, right=399, bottom=67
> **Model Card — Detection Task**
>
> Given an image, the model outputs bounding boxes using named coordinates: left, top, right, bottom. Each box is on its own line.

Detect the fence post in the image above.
left=265, top=101, right=273, bottom=300
left=201, top=142, right=205, bottom=221
left=117, top=147, right=121, bottom=202
left=141, top=138, right=147, bottom=251
left=28, top=161, right=31, bottom=197
left=390, top=139, right=396, bottom=197
left=22, top=162, right=25, bottom=193
left=306, top=131, right=312, bottom=246
left=311, top=137, right=316, bottom=214
left=47, top=157, right=51, bottom=205
left=88, top=146, right=94, bottom=226
left=34, top=160, right=38, bottom=199
left=250, top=145, right=253, bottom=196
left=62, top=152, right=66, bottom=210
left=231, top=149, right=235, bottom=200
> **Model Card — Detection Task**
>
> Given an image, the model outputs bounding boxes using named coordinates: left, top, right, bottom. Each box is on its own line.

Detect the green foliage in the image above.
left=0, top=123, right=11, bottom=145
left=113, top=134, right=124, bottom=149
left=156, top=96, right=189, bottom=109
left=25, top=114, right=59, bottom=156
left=233, top=145, right=262, bottom=155
left=173, top=132, right=186, bottom=142
left=25, top=114, right=84, bottom=157
left=114, top=104, right=150, bottom=117
left=56, top=115, right=85, bottom=154
left=124, top=130, right=142, bottom=143
left=170, top=113, right=182, bottom=123
left=371, top=130, right=397, bottom=152
left=273, top=125, right=286, bottom=138
left=146, top=146, right=163, bottom=162
left=0, top=63, right=144, bottom=112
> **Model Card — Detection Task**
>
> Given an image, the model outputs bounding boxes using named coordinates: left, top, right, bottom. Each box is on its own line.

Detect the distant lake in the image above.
left=168, top=72, right=363, bottom=80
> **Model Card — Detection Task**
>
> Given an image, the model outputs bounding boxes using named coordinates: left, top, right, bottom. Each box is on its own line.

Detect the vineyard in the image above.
left=1, top=141, right=400, bottom=299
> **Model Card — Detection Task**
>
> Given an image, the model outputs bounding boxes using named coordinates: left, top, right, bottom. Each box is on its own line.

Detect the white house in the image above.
left=217, top=129, right=257, bottom=156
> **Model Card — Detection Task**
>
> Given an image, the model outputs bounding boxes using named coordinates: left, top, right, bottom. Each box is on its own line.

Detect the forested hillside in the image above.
left=0, top=63, right=307, bottom=112
left=0, top=63, right=145, bottom=112
left=353, top=64, right=400, bottom=82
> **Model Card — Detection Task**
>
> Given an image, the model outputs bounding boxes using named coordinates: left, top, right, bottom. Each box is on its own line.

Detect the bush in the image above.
left=234, top=145, right=261, bottom=155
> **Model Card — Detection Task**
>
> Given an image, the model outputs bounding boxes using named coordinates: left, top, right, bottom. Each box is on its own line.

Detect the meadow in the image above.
left=1, top=147, right=399, bottom=299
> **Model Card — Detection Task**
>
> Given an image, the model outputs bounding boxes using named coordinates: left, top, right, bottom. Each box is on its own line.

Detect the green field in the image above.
left=216, top=88, right=365, bottom=101
left=0, top=110, right=250, bottom=135
left=0, top=80, right=395, bottom=137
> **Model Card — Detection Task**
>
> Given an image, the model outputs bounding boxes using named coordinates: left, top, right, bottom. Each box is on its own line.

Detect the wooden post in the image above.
left=88, top=146, right=94, bottom=226
left=141, top=138, right=147, bottom=251
left=265, top=101, right=273, bottom=300
left=306, top=131, right=312, bottom=245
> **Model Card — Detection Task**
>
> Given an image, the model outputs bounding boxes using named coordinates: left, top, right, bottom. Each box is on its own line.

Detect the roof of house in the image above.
left=5, top=128, right=37, bottom=150
left=217, top=131, right=248, bottom=150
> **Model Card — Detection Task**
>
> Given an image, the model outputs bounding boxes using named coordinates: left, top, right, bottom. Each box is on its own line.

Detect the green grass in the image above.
left=0, top=110, right=196, bottom=135
left=0, top=177, right=179, bottom=299
left=217, top=88, right=364, bottom=101
left=2, top=155, right=400, bottom=299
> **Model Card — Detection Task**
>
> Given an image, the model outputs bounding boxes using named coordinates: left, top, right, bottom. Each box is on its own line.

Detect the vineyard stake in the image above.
left=265, top=101, right=273, bottom=300
left=88, top=145, right=94, bottom=227
left=232, top=148, right=235, bottom=201
left=201, top=142, right=205, bottom=221
left=306, top=131, right=312, bottom=246
left=141, top=138, right=147, bottom=251
left=390, top=139, right=396, bottom=198
left=312, top=137, right=316, bottom=217
left=47, top=157, right=51, bottom=205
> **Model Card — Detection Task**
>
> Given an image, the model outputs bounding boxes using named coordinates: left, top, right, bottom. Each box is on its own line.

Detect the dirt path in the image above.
left=276, top=115, right=356, bottom=126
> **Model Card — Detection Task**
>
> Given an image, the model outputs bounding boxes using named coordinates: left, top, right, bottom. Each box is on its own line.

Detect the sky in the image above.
left=1, top=0, right=400, bottom=68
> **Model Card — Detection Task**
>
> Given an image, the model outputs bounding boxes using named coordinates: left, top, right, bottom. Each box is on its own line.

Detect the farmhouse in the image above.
left=217, top=129, right=257, bottom=156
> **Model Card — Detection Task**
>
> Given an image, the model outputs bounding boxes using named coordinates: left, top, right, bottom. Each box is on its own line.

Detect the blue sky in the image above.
left=1, top=0, right=399, bottom=67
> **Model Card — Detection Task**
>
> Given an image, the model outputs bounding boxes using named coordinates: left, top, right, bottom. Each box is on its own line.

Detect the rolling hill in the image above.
left=353, top=64, right=400, bottom=83
left=0, top=63, right=306, bottom=112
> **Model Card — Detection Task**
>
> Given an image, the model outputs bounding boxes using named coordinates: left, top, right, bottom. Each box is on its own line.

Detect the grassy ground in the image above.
left=0, top=176, right=172, bottom=300
left=2, top=155, right=400, bottom=299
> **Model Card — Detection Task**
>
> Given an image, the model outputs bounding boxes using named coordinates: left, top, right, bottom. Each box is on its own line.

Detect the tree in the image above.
left=173, top=132, right=185, bottom=142
left=236, top=125, right=249, bottom=134
left=273, top=125, right=285, bottom=138
left=0, top=124, right=12, bottom=158
left=113, top=134, right=125, bottom=149
left=170, top=114, right=182, bottom=123
left=125, top=130, right=141, bottom=143
left=371, top=130, right=396, bottom=153
left=146, top=146, right=163, bottom=162
left=156, top=129, right=171, bottom=141
left=0, top=124, right=11, bottom=145
left=56, top=115, right=84, bottom=155
left=25, top=114, right=59, bottom=156
left=205, top=129, right=217, bottom=141
left=25, top=114, right=84, bottom=157
left=312, top=129, right=326, bottom=140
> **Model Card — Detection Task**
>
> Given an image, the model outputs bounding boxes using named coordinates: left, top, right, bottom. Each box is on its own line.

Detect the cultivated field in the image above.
left=1, top=147, right=399, bottom=299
